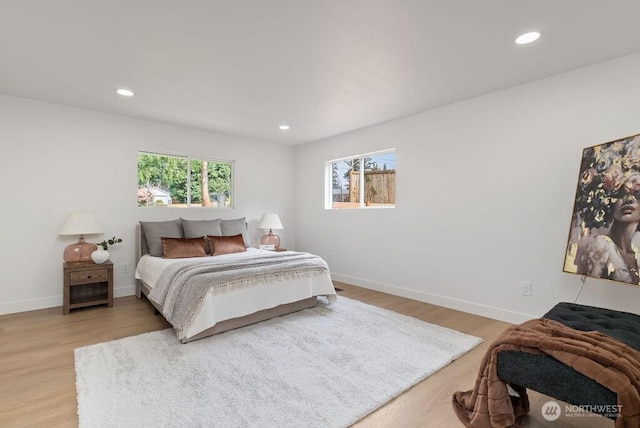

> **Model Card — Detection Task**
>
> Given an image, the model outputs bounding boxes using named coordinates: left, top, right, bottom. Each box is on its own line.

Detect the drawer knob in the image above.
left=87, top=275, right=92, bottom=279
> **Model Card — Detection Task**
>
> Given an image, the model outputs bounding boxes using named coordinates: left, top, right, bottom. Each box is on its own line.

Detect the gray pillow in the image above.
left=221, top=217, right=250, bottom=247
left=181, top=218, right=222, bottom=254
left=140, top=219, right=184, bottom=257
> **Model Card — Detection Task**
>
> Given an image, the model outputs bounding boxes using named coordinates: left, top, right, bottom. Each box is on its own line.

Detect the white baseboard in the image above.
left=114, top=284, right=136, bottom=298
left=0, top=284, right=137, bottom=316
left=0, top=295, right=61, bottom=315
left=331, top=273, right=536, bottom=325
left=3, top=275, right=534, bottom=323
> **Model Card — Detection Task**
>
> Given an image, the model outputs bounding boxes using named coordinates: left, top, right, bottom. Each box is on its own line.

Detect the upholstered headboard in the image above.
left=135, top=224, right=148, bottom=262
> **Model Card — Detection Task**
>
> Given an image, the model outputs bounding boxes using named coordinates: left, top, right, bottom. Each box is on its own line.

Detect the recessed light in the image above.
left=515, top=31, right=541, bottom=45
left=116, top=88, right=134, bottom=97
left=278, top=124, right=290, bottom=131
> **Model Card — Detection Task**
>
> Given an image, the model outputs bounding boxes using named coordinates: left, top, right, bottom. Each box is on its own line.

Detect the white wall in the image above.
left=295, top=52, right=640, bottom=324
left=5, top=53, right=640, bottom=322
left=0, top=95, right=295, bottom=314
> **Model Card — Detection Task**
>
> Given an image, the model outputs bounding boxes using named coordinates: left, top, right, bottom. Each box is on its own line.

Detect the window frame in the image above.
left=325, top=148, right=396, bottom=210
left=137, top=150, right=235, bottom=209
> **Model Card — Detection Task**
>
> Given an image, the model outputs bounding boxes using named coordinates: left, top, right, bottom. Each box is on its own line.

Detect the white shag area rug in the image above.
left=75, top=296, right=481, bottom=428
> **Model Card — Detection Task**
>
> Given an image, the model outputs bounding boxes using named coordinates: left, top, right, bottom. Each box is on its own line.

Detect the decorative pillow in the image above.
left=140, top=219, right=184, bottom=257
left=221, top=217, right=250, bottom=247
left=161, top=237, right=207, bottom=259
left=207, top=234, right=247, bottom=256
left=181, top=218, right=222, bottom=254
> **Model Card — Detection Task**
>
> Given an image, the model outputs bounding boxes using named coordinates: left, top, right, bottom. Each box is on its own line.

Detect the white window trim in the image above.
left=138, top=149, right=235, bottom=208
left=325, top=148, right=396, bottom=210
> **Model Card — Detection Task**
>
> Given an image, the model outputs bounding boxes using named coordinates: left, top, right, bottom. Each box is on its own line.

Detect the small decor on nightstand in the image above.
left=91, top=236, right=123, bottom=264
left=59, top=212, right=104, bottom=263
left=258, top=213, right=283, bottom=251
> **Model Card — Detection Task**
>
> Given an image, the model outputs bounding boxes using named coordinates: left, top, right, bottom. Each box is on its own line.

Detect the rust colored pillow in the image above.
left=161, top=237, right=207, bottom=259
left=207, top=234, right=247, bottom=256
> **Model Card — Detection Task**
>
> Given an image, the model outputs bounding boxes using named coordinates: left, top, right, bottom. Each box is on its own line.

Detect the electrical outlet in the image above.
left=521, top=281, right=531, bottom=296
left=122, top=263, right=130, bottom=273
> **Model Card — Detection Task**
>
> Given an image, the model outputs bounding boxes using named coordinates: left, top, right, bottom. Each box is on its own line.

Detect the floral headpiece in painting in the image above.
left=575, top=135, right=640, bottom=230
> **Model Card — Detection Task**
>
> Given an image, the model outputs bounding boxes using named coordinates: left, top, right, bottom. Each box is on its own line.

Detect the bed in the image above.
left=134, top=220, right=337, bottom=343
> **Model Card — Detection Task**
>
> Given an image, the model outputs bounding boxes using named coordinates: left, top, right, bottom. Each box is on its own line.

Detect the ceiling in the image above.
left=2, top=1, right=640, bottom=145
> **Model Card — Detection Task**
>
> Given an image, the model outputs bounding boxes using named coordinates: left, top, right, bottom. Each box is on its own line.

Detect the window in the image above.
left=137, top=151, right=233, bottom=208
left=326, top=149, right=396, bottom=209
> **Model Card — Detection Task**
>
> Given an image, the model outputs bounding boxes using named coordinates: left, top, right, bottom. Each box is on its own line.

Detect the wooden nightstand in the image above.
left=63, top=261, right=113, bottom=314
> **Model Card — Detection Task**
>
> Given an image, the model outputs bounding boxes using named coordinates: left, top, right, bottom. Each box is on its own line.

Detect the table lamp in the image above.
left=59, top=212, right=103, bottom=263
left=258, top=213, right=283, bottom=250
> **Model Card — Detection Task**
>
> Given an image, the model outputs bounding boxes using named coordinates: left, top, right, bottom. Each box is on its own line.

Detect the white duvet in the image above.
left=134, top=248, right=337, bottom=340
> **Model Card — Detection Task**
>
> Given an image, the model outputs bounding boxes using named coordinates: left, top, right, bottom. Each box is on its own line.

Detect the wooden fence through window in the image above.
left=349, top=170, right=395, bottom=204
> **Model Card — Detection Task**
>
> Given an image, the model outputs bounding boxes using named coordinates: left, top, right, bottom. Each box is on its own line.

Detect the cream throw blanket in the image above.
left=148, top=252, right=331, bottom=335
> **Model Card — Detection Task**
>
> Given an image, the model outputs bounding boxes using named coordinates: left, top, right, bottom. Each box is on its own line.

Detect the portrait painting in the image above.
left=563, top=132, right=640, bottom=286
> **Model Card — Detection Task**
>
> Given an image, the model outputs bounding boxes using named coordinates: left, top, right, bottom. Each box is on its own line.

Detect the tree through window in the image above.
left=137, top=151, right=233, bottom=208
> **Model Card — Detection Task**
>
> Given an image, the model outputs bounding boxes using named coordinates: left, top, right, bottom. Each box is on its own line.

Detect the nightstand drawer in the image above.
left=69, top=269, right=108, bottom=285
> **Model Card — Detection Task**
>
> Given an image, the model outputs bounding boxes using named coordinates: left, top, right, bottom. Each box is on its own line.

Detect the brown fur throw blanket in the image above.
left=452, top=318, right=640, bottom=427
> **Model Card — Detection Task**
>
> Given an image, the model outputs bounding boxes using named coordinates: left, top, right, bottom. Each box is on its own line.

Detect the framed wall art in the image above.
left=563, top=132, right=640, bottom=286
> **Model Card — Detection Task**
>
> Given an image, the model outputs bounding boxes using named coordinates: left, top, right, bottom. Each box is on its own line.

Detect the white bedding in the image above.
left=135, top=248, right=336, bottom=340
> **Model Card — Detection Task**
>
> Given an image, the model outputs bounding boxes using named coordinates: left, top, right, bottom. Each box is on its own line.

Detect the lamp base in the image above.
left=63, top=237, right=98, bottom=263
left=260, top=230, right=280, bottom=251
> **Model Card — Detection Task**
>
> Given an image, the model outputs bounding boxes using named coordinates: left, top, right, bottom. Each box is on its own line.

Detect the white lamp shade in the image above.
left=258, top=213, right=283, bottom=230
left=58, top=212, right=103, bottom=236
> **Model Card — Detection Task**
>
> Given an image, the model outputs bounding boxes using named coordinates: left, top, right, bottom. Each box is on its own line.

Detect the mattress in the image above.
left=135, top=248, right=337, bottom=340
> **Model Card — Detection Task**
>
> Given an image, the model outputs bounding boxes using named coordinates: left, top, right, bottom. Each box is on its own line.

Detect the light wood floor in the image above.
left=0, top=282, right=613, bottom=427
